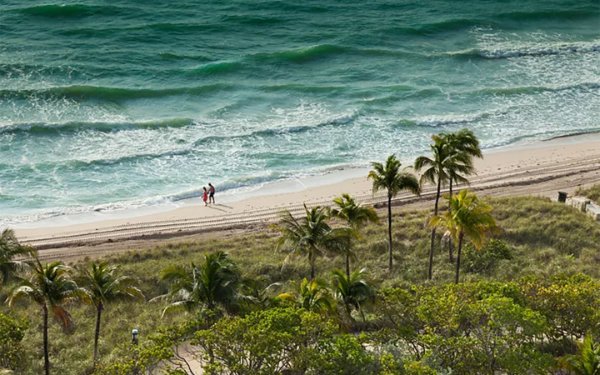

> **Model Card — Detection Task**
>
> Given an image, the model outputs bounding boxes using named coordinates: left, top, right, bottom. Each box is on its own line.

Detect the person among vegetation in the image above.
left=208, top=182, right=215, bottom=204
left=202, top=186, right=208, bottom=206
left=368, top=154, right=420, bottom=272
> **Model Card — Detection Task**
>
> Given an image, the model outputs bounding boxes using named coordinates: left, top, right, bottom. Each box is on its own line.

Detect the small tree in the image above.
left=277, top=204, right=345, bottom=280
left=331, top=268, right=374, bottom=322
left=430, top=190, right=497, bottom=284
left=331, top=194, right=379, bottom=277
left=368, top=155, right=420, bottom=272
left=157, top=251, right=241, bottom=316
left=77, top=261, right=144, bottom=365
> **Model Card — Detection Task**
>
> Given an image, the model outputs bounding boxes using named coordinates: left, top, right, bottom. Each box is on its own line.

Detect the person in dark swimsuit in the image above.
left=208, top=183, right=215, bottom=204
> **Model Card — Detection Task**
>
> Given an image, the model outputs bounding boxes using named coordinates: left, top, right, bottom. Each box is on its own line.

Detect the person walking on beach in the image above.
left=208, top=183, right=215, bottom=204
left=202, top=186, right=208, bottom=206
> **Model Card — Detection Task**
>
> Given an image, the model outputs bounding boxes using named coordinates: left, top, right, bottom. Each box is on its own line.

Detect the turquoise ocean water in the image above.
left=1, top=0, right=599, bottom=225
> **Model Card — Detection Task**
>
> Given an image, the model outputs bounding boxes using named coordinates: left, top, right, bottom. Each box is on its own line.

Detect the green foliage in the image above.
left=562, top=333, right=600, bottom=375
left=193, top=307, right=336, bottom=374
left=463, top=239, right=512, bottom=274
left=307, top=334, right=380, bottom=375
left=0, top=228, right=34, bottom=291
left=157, top=251, right=241, bottom=315
left=277, top=204, right=347, bottom=279
left=0, top=312, right=27, bottom=371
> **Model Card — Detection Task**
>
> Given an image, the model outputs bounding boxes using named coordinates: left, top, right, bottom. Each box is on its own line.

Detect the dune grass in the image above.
left=576, top=184, right=600, bottom=205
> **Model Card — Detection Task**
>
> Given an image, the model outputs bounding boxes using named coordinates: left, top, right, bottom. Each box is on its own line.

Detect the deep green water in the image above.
left=1, top=0, right=599, bottom=224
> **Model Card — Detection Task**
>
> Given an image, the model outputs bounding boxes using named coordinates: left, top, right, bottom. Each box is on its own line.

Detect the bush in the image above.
left=463, top=239, right=512, bottom=274
left=0, top=312, right=27, bottom=371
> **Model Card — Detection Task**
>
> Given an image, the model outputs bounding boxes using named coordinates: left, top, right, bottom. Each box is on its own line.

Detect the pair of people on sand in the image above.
left=202, top=183, right=215, bottom=206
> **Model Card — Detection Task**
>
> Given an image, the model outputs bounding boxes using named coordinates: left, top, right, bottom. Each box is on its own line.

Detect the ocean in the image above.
left=1, top=0, right=599, bottom=225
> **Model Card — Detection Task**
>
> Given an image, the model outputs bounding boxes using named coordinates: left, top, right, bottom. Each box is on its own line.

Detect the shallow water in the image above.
left=1, top=0, right=599, bottom=224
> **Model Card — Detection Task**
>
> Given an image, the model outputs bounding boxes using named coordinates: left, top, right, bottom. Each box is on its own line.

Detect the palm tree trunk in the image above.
left=43, top=304, right=50, bottom=375
left=310, top=252, right=316, bottom=280
left=345, top=254, right=350, bottom=279
left=387, top=194, right=393, bottom=272
left=454, top=232, right=464, bottom=284
left=94, top=303, right=103, bottom=365
left=448, top=179, right=455, bottom=263
left=428, top=178, right=442, bottom=280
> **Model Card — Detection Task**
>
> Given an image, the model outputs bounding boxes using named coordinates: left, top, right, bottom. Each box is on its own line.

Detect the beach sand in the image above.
left=12, top=132, right=600, bottom=258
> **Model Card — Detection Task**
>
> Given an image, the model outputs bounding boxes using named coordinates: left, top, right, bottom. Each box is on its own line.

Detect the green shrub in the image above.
left=463, top=239, right=512, bottom=274
left=0, top=312, right=27, bottom=371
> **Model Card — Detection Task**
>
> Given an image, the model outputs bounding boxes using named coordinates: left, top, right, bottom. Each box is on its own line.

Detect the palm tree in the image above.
left=330, top=194, right=379, bottom=277
left=0, top=228, right=35, bottom=290
left=368, top=154, right=420, bottom=272
left=8, top=259, right=81, bottom=375
left=157, top=251, right=241, bottom=316
left=277, top=204, right=344, bottom=280
left=443, top=129, right=482, bottom=200
left=331, top=268, right=374, bottom=322
left=415, top=135, right=472, bottom=279
left=441, top=129, right=482, bottom=262
left=430, top=190, right=497, bottom=284
left=277, top=278, right=334, bottom=313
left=77, top=261, right=144, bottom=365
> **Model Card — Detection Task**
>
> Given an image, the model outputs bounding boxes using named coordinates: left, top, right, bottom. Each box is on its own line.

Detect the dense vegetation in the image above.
left=1, top=130, right=599, bottom=374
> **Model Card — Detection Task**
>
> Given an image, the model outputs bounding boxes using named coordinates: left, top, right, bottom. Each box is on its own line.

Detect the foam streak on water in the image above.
left=1, top=0, right=599, bottom=225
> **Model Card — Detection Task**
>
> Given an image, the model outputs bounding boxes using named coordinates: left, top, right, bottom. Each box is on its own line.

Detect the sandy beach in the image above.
left=11, top=132, right=600, bottom=257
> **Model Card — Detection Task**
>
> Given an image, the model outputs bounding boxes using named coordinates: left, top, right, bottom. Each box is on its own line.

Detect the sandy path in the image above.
left=13, top=133, right=600, bottom=260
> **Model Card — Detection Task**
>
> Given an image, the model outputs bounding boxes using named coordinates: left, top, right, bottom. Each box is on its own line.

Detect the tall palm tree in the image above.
left=77, top=261, right=144, bottom=365
left=368, top=154, right=420, bottom=272
left=415, top=135, right=472, bottom=279
left=8, top=259, right=81, bottom=375
left=330, top=194, right=379, bottom=277
left=441, top=129, right=482, bottom=262
left=331, top=268, right=374, bottom=322
left=443, top=129, right=482, bottom=200
left=157, top=251, right=241, bottom=316
left=0, top=228, right=35, bottom=290
left=277, top=204, right=343, bottom=280
left=430, top=190, right=497, bottom=284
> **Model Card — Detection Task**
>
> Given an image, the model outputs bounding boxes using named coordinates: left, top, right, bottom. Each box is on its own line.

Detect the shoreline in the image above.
left=10, top=131, right=600, bottom=248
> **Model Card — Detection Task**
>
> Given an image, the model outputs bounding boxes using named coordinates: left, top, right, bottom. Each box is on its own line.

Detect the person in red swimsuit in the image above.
left=202, top=186, right=208, bottom=206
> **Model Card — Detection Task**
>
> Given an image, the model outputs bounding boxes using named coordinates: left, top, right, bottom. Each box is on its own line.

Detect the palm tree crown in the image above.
left=158, top=251, right=241, bottom=316
left=0, top=228, right=34, bottom=290
left=430, top=190, right=497, bottom=283
left=368, top=154, right=420, bottom=272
